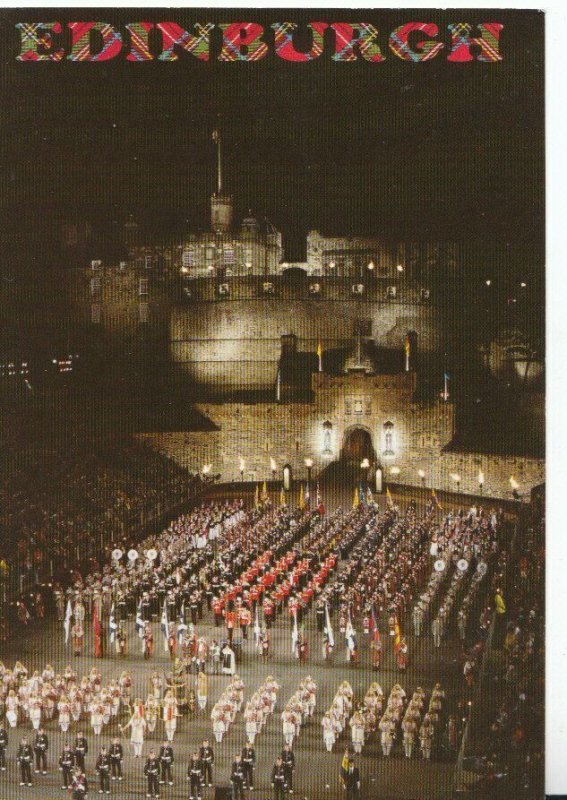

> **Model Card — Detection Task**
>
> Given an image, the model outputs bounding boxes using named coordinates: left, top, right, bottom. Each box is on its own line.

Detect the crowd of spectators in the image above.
left=0, top=440, right=213, bottom=587
left=463, top=508, right=544, bottom=798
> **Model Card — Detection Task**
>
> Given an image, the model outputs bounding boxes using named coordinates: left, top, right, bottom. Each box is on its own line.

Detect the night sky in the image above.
left=0, top=8, right=544, bottom=272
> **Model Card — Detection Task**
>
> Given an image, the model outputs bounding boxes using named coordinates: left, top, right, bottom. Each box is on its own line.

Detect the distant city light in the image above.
left=520, top=282, right=527, bottom=288
left=367, top=261, right=375, bottom=271
left=390, top=466, right=400, bottom=475
left=396, top=264, right=404, bottom=273
left=485, top=279, right=491, bottom=286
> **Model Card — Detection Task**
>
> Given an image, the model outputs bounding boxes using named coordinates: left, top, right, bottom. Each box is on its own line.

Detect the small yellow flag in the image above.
left=254, top=483, right=259, bottom=507
left=432, top=489, right=443, bottom=510
left=353, top=486, right=360, bottom=509
left=386, top=486, right=393, bottom=507
left=280, top=487, right=286, bottom=507
left=299, top=483, right=305, bottom=510
left=262, top=481, right=268, bottom=501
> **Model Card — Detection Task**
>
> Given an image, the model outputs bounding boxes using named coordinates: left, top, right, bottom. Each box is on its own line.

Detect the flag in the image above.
left=432, top=489, right=443, bottom=510
left=324, top=603, right=335, bottom=648
left=394, top=618, right=402, bottom=650
left=279, top=487, right=286, bottom=507
left=135, top=599, right=144, bottom=638
left=109, top=604, right=117, bottom=645
left=405, top=336, right=411, bottom=356
left=63, top=599, right=73, bottom=645
left=291, top=609, right=299, bottom=656
left=366, top=486, right=373, bottom=505
left=316, top=340, right=323, bottom=372
left=304, top=483, right=310, bottom=507
left=177, top=602, right=188, bottom=644
left=299, top=483, right=305, bottom=510
left=253, top=604, right=261, bottom=647
left=161, top=603, right=169, bottom=653
left=345, top=613, right=356, bottom=659
left=341, top=751, right=350, bottom=773
left=316, top=483, right=325, bottom=515
left=386, top=487, right=393, bottom=508
left=254, top=483, right=259, bottom=508
left=261, top=481, right=268, bottom=502
left=93, top=605, right=102, bottom=658
left=369, top=605, right=378, bottom=639
left=442, top=372, right=450, bottom=401
left=352, top=486, right=360, bottom=509
left=359, top=483, right=366, bottom=506
left=212, top=129, right=219, bottom=143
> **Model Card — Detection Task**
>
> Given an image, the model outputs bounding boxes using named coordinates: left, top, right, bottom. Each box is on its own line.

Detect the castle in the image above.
left=2, top=131, right=542, bottom=501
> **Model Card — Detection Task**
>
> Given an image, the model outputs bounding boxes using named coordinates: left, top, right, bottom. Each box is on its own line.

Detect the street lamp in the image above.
left=270, top=458, right=277, bottom=480
left=418, top=469, right=425, bottom=487
left=202, top=464, right=211, bottom=476
left=478, top=471, right=484, bottom=496
left=304, top=458, right=313, bottom=487
left=510, top=476, right=520, bottom=500
left=239, top=458, right=245, bottom=482
left=450, top=473, right=461, bottom=493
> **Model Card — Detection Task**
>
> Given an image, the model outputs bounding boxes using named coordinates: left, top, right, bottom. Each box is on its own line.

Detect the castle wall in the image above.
left=170, top=296, right=440, bottom=391
left=136, top=369, right=543, bottom=502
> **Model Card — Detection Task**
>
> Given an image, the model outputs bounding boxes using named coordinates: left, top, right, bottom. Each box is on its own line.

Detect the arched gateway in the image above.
left=341, top=426, right=376, bottom=466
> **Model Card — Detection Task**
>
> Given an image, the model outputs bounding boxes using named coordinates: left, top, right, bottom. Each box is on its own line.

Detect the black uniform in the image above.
left=74, top=735, right=88, bottom=772
left=159, top=745, right=174, bottom=785
left=96, top=751, right=111, bottom=793
left=241, top=745, right=256, bottom=789
left=33, top=732, right=49, bottom=773
left=187, top=757, right=203, bottom=800
left=109, top=742, right=123, bottom=780
left=230, top=759, right=245, bottom=800
left=0, top=727, right=8, bottom=770
left=71, top=773, right=89, bottom=800
left=271, top=763, right=287, bottom=800
left=60, top=748, right=75, bottom=788
left=144, top=756, right=160, bottom=798
left=199, top=745, right=214, bottom=787
left=281, top=748, right=295, bottom=792
left=17, top=743, right=34, bottom=785
left=343, top=765, right=361, bottom=800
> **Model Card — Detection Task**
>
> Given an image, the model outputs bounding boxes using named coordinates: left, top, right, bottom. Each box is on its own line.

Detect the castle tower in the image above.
left=210, top=129, right=233, bottom=234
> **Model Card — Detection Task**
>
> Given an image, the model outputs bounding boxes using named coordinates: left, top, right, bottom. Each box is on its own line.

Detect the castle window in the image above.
left=91, top=303, right=101, bottom=324
left=138, top=278, right=148, bottom=296
left=90, top=276, right=101, bottom=296
left=144, top=254, right=152, bottom=270
left=139, top=302, right=149, bottom=323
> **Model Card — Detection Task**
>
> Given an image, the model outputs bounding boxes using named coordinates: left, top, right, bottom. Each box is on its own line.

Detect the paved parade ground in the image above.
left=0, top=482, right=506, bottom=800
left=0, top=486, right=496, bottom=800
left=1, top=599, right=459, bottom=800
